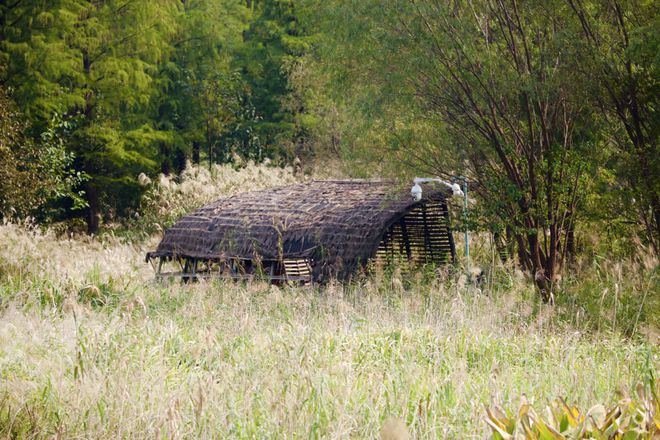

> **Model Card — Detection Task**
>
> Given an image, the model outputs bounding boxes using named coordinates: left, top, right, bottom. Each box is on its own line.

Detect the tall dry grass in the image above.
left=1, top=222, right=657, bottom=438
left=132, top=161, right=300, bottom=238
left=0, top=163, right=658, bottom=439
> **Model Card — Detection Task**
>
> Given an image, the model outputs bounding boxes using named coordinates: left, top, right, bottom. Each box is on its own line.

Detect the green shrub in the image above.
left=487, top=381, right=660, bottom=439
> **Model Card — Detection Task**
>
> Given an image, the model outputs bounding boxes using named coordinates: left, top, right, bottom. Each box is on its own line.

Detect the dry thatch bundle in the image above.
left=147, top=180, right=455, bottom=282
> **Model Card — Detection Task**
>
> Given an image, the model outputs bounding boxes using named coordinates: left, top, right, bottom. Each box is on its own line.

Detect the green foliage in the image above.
left=0, top=0, right=180, bottom=230
left=0, top=83, right=86, bottom=220
left=0, top=0, right=308, bottom=231
left=567, top=1, right=660, bottom=252
left=296, top=0, right=660, bottom=293
left=155, top=0, right=249, bottom=168
left=555, top=252, right=659, bottom=337
left=300, top=0, right=605, bottom=295
left=486, top=381, right=660, bottom=439
left=0, top=83, right=44, bottom=218
left=230, top=0, right=313, bottom=163
left=38, top=115, right=90, bottom=212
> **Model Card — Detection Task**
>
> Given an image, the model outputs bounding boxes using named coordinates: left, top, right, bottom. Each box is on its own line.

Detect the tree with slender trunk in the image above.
left=307, top=0, right=601, bottom=298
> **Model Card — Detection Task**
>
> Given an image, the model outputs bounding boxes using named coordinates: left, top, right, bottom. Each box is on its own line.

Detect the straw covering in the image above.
left=147, top=180, right=454, bottom=280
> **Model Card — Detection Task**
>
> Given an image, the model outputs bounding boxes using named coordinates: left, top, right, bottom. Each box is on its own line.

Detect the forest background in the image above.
left=0, top=0, right=658, bottom=291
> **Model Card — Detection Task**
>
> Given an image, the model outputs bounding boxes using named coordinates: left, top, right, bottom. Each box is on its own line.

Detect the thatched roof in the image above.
left=147, top=180, right=451, bottom=280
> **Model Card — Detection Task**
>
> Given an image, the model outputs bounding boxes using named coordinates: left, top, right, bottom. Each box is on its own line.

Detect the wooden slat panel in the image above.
left=283, top=258, right=312, bottom=281
left=375, top=201, right=453, bottom=267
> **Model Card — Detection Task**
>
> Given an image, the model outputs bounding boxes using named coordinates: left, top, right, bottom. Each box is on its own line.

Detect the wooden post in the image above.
left=399, top=218, right=412, bottom=259
left=421, top=204, right=432, bottom=263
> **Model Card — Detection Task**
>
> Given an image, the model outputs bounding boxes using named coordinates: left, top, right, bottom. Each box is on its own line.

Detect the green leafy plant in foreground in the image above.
left=487, top=382, right=660, bottom=439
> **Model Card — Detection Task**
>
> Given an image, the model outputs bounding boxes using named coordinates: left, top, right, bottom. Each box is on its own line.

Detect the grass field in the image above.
left=1, top=165, right=658, bottom=438
left=0, top=222, right=657, bottom=439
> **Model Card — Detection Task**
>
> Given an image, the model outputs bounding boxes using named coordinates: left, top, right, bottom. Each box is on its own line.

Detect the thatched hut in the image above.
left=146, top=180, right=456, bottom=282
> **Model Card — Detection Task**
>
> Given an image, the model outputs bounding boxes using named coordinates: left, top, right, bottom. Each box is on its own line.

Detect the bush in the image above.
left=486, top=380, right=660, bottom=439
left=555, top=251, right=659, bottom=337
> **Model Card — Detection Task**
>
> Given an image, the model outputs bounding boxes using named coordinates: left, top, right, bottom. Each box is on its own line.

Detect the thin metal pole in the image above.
left=463, top=179, right=469, bottom=273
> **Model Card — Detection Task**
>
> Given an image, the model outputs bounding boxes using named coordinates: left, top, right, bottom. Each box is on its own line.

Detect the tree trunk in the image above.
left=206, top=120, right=213, bottom=171
left=505, top=226, right=515, bottom=264
left=515, top=234, right=530, bottom=272
left=192, top=140, right=200, bottom=164
left=528, top=232, right=549, bottom=300
left=86, top=182, right=100, bottom=234
left=81, top=50, right=100, bottom=234
left=566, top=221, right=576, bottom=260
left=493, top=230, right=509, bottom=263
left=639, top=155, right=660, bottom=253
